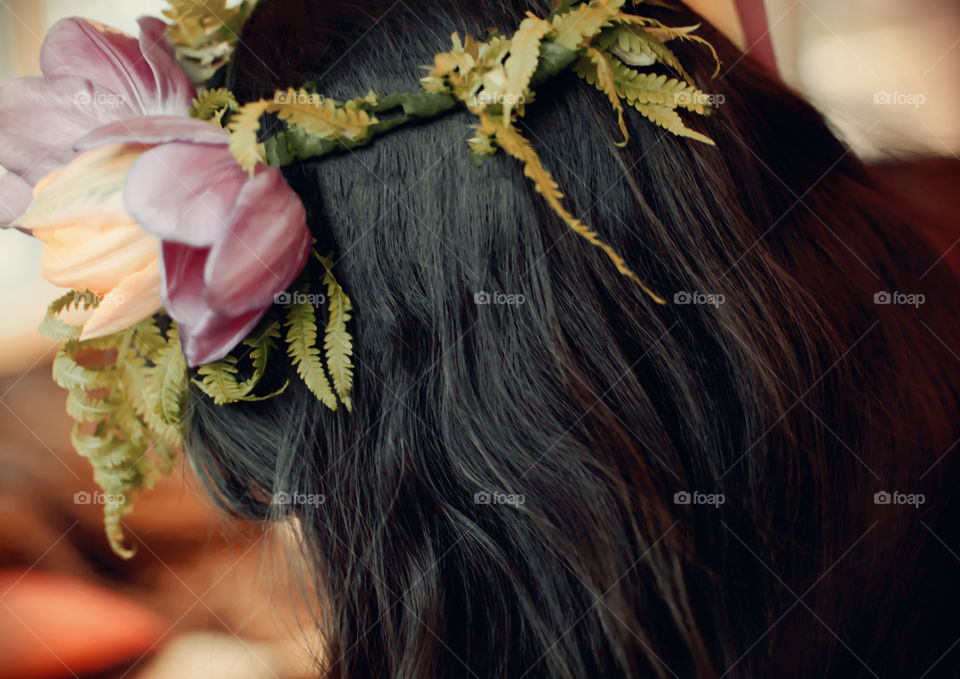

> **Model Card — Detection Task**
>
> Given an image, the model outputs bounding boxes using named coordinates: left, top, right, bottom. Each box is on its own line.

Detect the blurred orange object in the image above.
left=0, top=569, right=167, bottom=679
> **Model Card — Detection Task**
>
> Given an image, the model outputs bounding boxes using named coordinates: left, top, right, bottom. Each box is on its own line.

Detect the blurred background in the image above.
left=0, top=0, right=957, bottom=677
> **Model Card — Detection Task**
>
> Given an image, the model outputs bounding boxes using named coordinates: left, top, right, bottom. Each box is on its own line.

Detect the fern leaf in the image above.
left=489, top=115, right=665, bottom=303
left=618, top=19, right=720, bottom=76
left=52, top=345, right=102, bottom=390
left=242, top=320, right=282, bottom=389
left=191, top=87, right=239, bottom=121
left=609, top=60, right=711, bottom=114
left=270, top=91, right=378, bottom=143
left=144, top=324, right=188, bottom=426
left=605, top=26, right=692, bottom=82
left=227, top=100, right=269, bottom=174
left=576, top=47, right=629, bottom=145
left=285, top=287, right=338, bottom=410
left=65, top=390, right=114, bottom=422
left=498, top=16, right=552, bottom=119
left=193, top=357, right=247, bottom=405
left=128, top=317, right=167, bottom=355
left=39, top=290, right=99, bottom=343
left=632, top=101, right=714, bottom=145
left=193, top=321, right=286, bottom=404
left=548, top=0, right=625, bottom=51
left=317, top=255, right=355, bottom=411
left=121, top=350, right=184, bottom=445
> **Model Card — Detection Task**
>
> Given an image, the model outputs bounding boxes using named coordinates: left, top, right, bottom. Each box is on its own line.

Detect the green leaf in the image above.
left=285, top=285, right=338, bottom=410
left=145, top=323, right=188, bottom=426
left=65, top=389, right=114, bottom=422
left=191, top=87, right=239, bottom=121
left=52, top=345, right=102, bottom=391
left=317, top=254, right=355, bottom=411
left=193, top=320, right=287, bottom=404
left=39, top=290, right=99, bottom=343
left=600, top=25, right=693, bottom=83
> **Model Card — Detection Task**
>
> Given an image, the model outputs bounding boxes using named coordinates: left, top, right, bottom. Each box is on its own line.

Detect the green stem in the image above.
left=262, top=39, right=581, bottom=167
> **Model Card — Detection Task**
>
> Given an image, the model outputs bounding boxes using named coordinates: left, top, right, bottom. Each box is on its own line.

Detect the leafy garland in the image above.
left=46, top=247, right=354, bottom=556
left=225, top=0, right=720, bottom=303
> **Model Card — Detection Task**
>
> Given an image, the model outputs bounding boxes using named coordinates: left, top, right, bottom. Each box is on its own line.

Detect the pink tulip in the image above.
left=0, top=17, right=194, bottom=225
left=77, top=118, right=312, bottom=366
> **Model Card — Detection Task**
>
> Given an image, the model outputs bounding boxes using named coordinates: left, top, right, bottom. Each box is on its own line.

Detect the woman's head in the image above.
left=187, top=1, right=960, bottom=676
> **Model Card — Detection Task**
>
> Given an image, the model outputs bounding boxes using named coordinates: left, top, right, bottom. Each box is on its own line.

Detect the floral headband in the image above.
left=0, top=0, right=719, bottom=556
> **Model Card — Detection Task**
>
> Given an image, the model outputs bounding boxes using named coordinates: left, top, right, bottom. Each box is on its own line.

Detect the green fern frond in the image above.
left=285, top=286, right=338, bottom=410
left=52, top=345, right=103, bottom=391
left=271, top=91, right=378, bottom=143
left=128, top=317, right=167, bottom=355
left=613, top=18, right=721, bottom=76
left=227, top=100, right=269, bottom=174
left=193, top=356, right=246, bottom=405
left=121, top=349, right=183, bottom=446
left=575, top=47, right=629, bottom=145
left=548, top=0, right=625, bottom=51
left=193, top=321, right=287, bottom=404
left=39, top=290, right=100, bottom=342
left=144, top=323, right=188, bottom=426
left=609, top=59, right=711, bottom=114
left=632, top=101, right=714, bottom=144
left=242, top=321, right=282, bottom=388
left=191, top=87, right=239, bottom=121
left=600, top=25, right=693, bottom=83
left=316, top=254, right=355, bottom=411
left=65, top=390, right=115, bottom=422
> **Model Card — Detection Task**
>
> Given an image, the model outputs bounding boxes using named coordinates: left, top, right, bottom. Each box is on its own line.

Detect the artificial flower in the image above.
left=13, top=143, right=163, bottom=340
left=0, top=16, right=194, bottom=226
left=77, top=117, right=312, bottom=366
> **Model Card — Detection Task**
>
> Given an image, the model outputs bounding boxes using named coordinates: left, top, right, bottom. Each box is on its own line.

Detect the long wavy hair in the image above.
left=186, top=1, right=960, bottom=676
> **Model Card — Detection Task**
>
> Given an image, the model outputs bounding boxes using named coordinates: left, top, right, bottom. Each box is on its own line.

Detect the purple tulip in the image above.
left=0, top=17, right=194, bottom=225
left=77, top=117, right=312, bottom=366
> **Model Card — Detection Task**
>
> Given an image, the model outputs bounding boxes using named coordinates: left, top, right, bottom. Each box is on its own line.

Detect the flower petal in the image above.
left=75, top=115, right=229, bottom=151
left=39, top=18, right=160, bottom=114
left=15, top=143, right=146, bottom=231
left=79, top=258, right=163, bottom=340
left=136, top=17, right=195, bottom=114
left=0, top=75, right=129, bottom=185
left=36, top=222, right=158, bottom=293
left=160, top=242, right=265, bottom=366
left=181, top=307, right=266, bottom=367
left=124, top=143, right=244, bottom=247
left=203, top=167, right=310, bottom=313
left=0, top=172, right=33, bottom=226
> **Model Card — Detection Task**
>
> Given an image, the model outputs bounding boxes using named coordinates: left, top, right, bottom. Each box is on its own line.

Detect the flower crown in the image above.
left=0, top=0, right=719, bottom=555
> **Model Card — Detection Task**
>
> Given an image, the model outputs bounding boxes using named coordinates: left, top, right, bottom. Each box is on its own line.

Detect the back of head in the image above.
left=187, top=1, right=960, bottom=676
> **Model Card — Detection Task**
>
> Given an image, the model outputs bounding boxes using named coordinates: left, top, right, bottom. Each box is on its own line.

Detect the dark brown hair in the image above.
left=187, top=1, right=960, bottom=676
